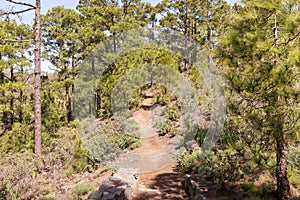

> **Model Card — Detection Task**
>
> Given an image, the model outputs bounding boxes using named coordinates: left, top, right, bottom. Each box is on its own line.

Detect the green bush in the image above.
left=71, top=137, right=90, bottom=173
left=70, top=182, right=92, bottom=200
left=158, top=120, right=172, bottom=136
left=166, top=104, right=180, bottom=121
left=241, top=182, right=275, bottom=197
left=0, top=123, right=34, bottom=153
left=178, top=147, right=254, bottom=184
left=287, top=145, right=300, bottom=187
left=77, top=119, right=141, bottom=163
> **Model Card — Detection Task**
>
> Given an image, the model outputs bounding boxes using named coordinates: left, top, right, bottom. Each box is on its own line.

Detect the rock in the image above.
left=86, top=179, right=128, bottom=200
left=142, top=98, right=155, bottom=107
left=182, top=175, right=207, bottom=200
left=87, top=191, right=102, bottom=200
left=87, top=168, right=139, bottom=200
left=144, top=90, right=155, bottom=98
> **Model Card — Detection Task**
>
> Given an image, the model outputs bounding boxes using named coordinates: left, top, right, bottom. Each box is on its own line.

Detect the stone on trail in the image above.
left=142, top=98, right=155, bottom=107
left=87, top=168, right=139, bottom=200
left=144, top=90, right=156, bottom=98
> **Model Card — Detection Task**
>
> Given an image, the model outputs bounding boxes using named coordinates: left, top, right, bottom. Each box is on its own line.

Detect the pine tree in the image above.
left=159, top=0, right=230, bottom=46
left=0, top=20, right=32, bottom=132
left=1, top=0, right=43, bottom=156
left=34, top=0, right=42, bottom=157
left=217, top=1, right=300, bottom=199
left=77, top=0, right=153, bottom=52
left=158, top=0, right=231, bottom=71
left=42, top=6, right=83, bottom=123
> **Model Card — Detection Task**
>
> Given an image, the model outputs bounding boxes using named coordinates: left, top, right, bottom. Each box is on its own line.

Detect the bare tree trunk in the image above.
left=34, top=0, right=42, bottom=157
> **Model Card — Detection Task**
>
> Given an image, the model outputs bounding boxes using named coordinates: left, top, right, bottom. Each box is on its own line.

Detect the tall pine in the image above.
left=217, top=1, right=300, bottom=199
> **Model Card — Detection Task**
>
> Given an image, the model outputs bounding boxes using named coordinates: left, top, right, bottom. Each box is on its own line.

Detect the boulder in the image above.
left=87, top=179, right=128, bottom=200
left=182, top=175, right=207, bottom=200
left=144, top=90, right=155, bottom=98
left=142, top=98, right=155, bottom=107
left=87, top=168, right=139, bottom=200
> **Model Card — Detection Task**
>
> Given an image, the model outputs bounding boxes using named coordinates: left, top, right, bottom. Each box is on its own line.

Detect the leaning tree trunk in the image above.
left=34, top=0, right=42, bottom=157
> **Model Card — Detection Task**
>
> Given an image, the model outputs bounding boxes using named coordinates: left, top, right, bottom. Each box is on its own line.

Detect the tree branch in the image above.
left=0, top=7, right=35, bottom=16
left=283, top=30, right=300, bottom=45
left=5, top=0, right=36, bottom=8
left=0, top=38, right=33, bottom=43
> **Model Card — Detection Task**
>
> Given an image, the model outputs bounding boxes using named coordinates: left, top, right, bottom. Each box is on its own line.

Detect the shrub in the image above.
left=287, top=145, right=300, bottom=187
left=70, top=182, right=92, bottom=199
left=77, top=119, right=141, bottom=163
left=241, top=182, right=275, bottom=197
left=0, top=123, right=34, bottom=153
left=166, top=104, right=180, bottom=121
left=178, top=147, right=255, bottom=184
left=0, top=151, right=36, bottom=200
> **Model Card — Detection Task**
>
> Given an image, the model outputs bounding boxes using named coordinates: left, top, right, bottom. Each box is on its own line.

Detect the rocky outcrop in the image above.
left=182, top=175, right=207, bottom=200
left=87, top=168, right=139, bottom=200
left=87, top=178, right=128, bottom=200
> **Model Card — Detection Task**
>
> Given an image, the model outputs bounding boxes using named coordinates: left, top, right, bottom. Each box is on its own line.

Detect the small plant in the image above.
left=157, top=120, right=172, bottom=136
left=70, top=182, right=92, bottom=199
left=166, top=104, right=180, bottom=122
left=287, top=145, right=300, bottom=187
left=242, top=182, right=275, bottom=197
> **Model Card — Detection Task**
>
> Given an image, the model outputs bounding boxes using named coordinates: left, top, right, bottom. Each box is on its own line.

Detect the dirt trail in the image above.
left=130, top=108, right=188, bottom=199
left=132, top=163, right=188, bottom=200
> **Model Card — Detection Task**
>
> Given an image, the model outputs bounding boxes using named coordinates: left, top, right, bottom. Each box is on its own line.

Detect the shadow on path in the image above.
left=132, top=165, right=188, bottom=200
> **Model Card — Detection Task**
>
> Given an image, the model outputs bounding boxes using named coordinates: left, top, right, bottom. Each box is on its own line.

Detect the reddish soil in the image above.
left=130, top=109, right=188, bottom=199
left=131, top=135, right=170, bottom=154
left=132, top=164, right=188, bottom=200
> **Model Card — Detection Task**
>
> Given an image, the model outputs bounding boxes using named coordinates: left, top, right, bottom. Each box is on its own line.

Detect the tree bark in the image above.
left=66, top=83, right=72, bottom=123
left=276, top=136, right=290, bottom=200
left=34, top=0, right=42, bottom=157
left=9, top=66, right=14, bottom=127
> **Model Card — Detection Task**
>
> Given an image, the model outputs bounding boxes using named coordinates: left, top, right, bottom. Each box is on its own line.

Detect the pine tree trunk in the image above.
left=9, top=66, right=14, bottom=127
left=19, top=65, right=24, bottom=123
left=34, top=0, right=42, bottom=157
left=273, top=13, right=290, bottom=200
left=276, top=136, right=290, bottom=200
left=66, top=84, right=72, bottom=123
